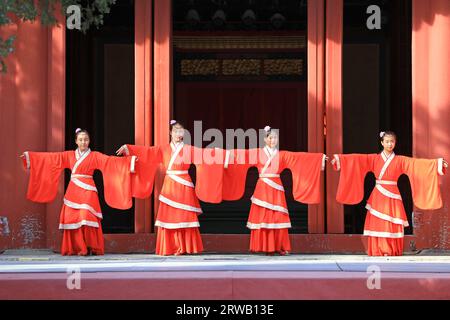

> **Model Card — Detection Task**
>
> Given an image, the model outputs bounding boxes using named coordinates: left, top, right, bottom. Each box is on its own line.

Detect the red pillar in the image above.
left=46, top=9, right=66, bottom=250
left=412, top=0, right=450, bottom=250
left=325, top=0, right=344, bottom=233
left=134, top=0, right=153, bottom=233
left=154, top=0, right=172, bottom=144
left=153, top=0, right=172, bottom=218
left=307, top=0, right=326, bottom=233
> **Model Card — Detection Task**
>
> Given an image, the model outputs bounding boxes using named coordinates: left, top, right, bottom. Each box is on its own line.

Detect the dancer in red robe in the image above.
left=222, top=126, right=326, bottom=255
left=21, top=129, right=137, bottom=256
left=331, top=131, right=447, bottom=256
left=116, top=120, right=225, bottom=256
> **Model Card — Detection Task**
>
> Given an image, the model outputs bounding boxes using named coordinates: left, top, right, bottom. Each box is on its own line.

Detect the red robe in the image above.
left=223, top=147, right=325, bottom=253
left=125, top=143, right=225, bottom=255
left=23, top=149, right=136, bottom=255
left=333, top=152, right=446, bottom=256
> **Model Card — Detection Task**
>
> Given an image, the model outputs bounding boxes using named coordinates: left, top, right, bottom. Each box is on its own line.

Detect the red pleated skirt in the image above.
left=249, top=228, right=291, bottom=254
left=155, top=227, right=204, bottom=256
left=367, top=236, right=403, bottom=256
left=61, top=226, right=104, bottom=256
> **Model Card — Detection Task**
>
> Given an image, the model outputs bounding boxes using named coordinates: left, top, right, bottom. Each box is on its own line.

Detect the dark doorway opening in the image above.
left=342, top=0, right=413, bottom=234
left=172, top=0, right=308, bottom=234
left=65, top=0, right=135, bottom=233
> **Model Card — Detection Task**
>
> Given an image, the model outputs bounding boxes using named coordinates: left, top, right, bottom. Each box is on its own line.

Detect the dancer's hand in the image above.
left=444, top=159, right=448, bottom=168
left=330, top=158, right=336, bottom=166
left=116, top=145, right=127, bottom=156
left=19, top=153, right=25, bottom=159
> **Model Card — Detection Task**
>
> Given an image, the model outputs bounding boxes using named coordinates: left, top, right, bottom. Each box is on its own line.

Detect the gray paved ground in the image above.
left=1, top=249, right=450, bottom=273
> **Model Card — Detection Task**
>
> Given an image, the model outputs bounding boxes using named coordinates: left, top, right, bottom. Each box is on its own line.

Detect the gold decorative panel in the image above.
left=263, top=59, right=303, bottom=75
left=222, top=59, right=261, bottom=75
left=174, top=36, right=306, bottom=50
left=181, top=59, right=219, bottom=76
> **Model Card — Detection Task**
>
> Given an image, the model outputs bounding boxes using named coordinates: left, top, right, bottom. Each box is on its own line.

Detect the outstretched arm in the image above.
left=95, top=152, right=136, bottom=210
left=282, top=151, right=326, bottom=204
left=116, top=145, right=162, bottom=199
left=20, top=151, right=71, bottom=203
left=331, top=153, right=374, bottom=204
left=400, top=156, right=446, bottom=210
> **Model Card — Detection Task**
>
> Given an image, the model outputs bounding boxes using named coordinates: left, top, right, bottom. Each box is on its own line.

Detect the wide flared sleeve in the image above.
left=22, top=151, right=71, bottom=203
left=222, top=149, right=256, bottom=201
left=95, top=152, right=136, bottom=210
left=332, top=153, right=374, bottom=205
left=399, top=156, right=445, bottom=210
left=281, top=151, right=326, bottom=204
left=125, top=144, right=162, bottom=199
left=191, top=146, right=227, bottom=204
